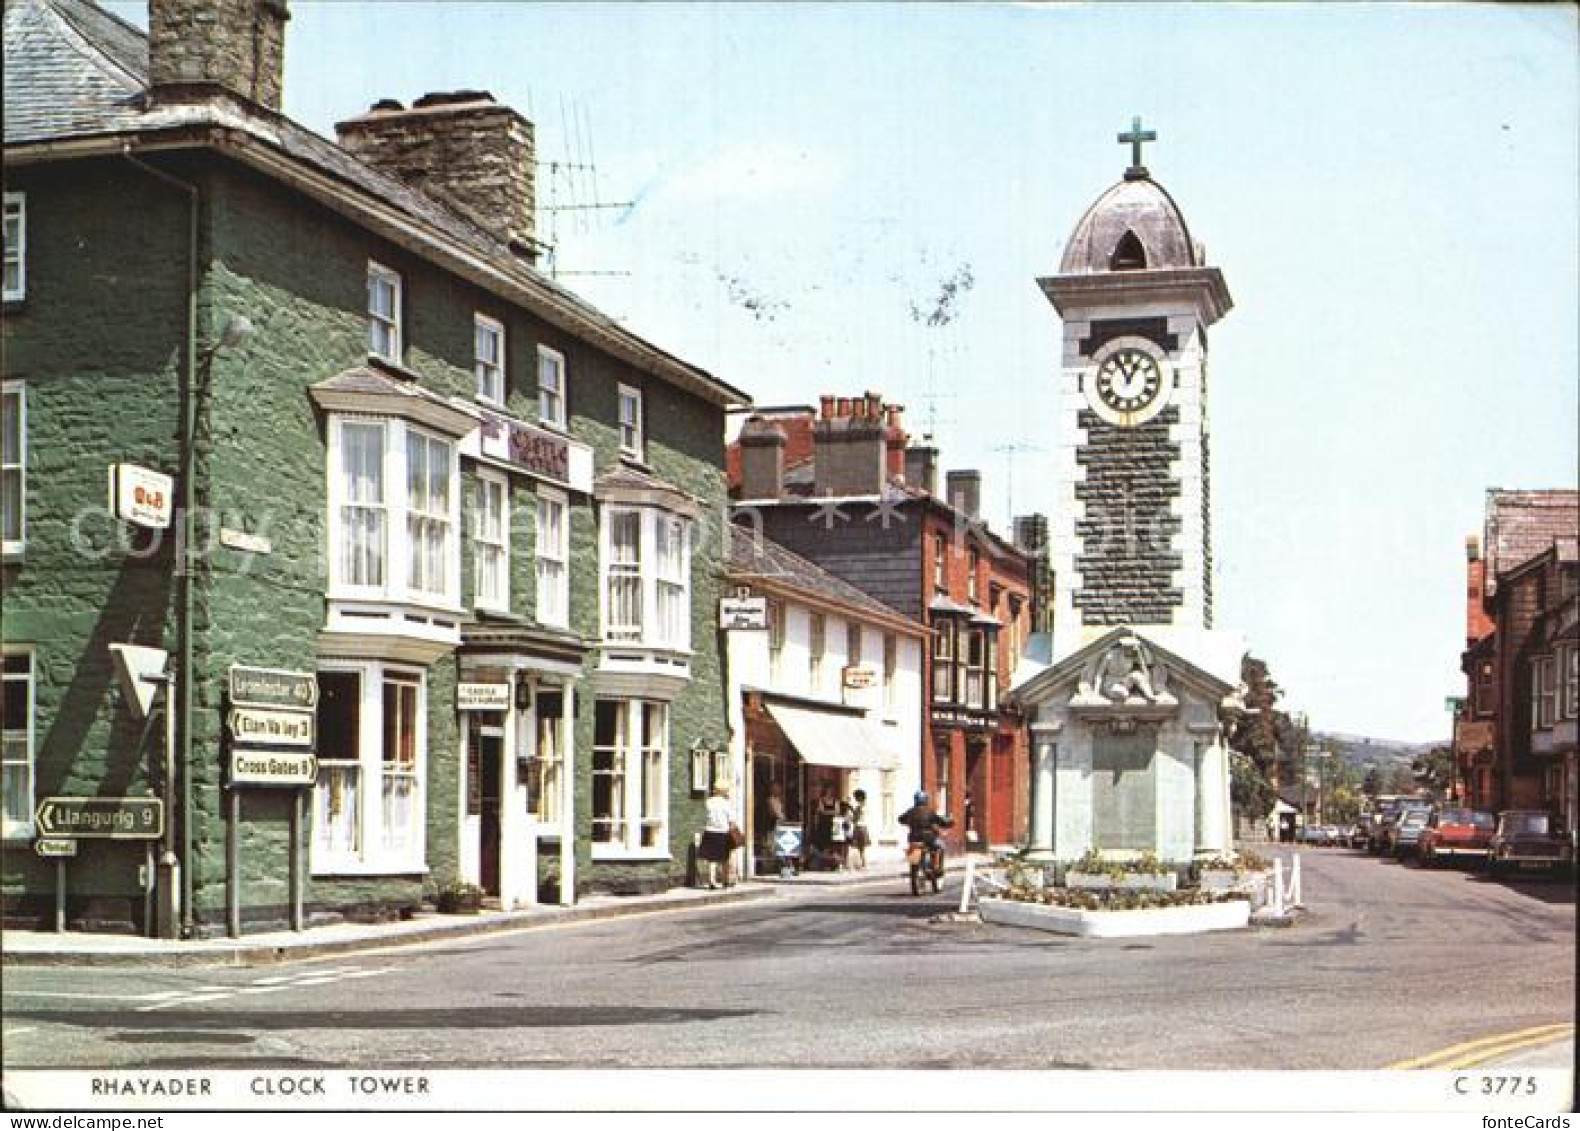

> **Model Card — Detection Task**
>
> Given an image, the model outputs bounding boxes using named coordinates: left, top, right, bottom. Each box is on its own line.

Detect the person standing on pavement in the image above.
left=812, top=784, right=839, bottom=869
left=700, top=783, right=737, bottom=889
left=848, top=789, right=870, bottom=870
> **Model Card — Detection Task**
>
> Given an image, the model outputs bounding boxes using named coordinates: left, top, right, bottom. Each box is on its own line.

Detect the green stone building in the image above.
left=1, top=0, right=746, bottom=935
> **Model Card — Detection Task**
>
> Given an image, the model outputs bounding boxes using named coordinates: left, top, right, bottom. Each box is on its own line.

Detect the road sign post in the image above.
left=35, top=797, right=165, bottom=839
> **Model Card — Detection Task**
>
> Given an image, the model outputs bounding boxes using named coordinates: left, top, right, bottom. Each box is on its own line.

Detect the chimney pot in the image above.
left=946, top=469, right=982, bottom=521
left=820, top=396, right=835, bottom=418
left=837, top=397, right=852, bottom=417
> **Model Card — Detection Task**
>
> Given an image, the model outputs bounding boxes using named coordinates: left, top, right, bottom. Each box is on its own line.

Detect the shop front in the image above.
left=744, top=692, right=898, bottom=874
left=457, top=625, right=586, bottom=907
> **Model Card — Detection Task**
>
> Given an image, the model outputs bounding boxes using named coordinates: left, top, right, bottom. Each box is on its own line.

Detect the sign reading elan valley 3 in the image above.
left=228, top=707, right=315, bottom=748
left=229, top=665, right=318, bottom=710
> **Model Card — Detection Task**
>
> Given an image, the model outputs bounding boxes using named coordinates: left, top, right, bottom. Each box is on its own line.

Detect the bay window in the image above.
left=965, top=629, right=986, bottom=708
left=932, top=621, right=957, bottom=702
left=592, top=698, right=668, bottom=856
left=1563, top=644, right=1579, bottom=721
left=1533, top=656, right=1557, bottom=729
left=329, top=416, right=460, bottom=609
left=2, top=651, right=34, bottom=839
left=473, top=472, right=509, bottom=612
left=313, top=664, right=426, bottom=873
left=535, top=489, right=569, bottom=628
left=600, top=507, right=692, bottom=650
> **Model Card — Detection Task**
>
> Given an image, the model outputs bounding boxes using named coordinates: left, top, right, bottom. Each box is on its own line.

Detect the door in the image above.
left=478, top=727, right=504, bottom=896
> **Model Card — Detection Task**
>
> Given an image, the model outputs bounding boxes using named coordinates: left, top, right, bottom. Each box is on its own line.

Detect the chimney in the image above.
left=813, top=405, right=886, bottom=497
left=148, top=0, right=290, bottom=111
left=883, top=404, right=907, bottom=479
left=336, top=92, right=538, bottom=262
left=904, top=445, right=938, bottom=496
left=1465, top=534, right=1494, bottom=645
left=946, top=470, right=981, bottom=521
left=738, top=417, right=787, bottom=500
left=1013, top=514, right=1049, bottom=556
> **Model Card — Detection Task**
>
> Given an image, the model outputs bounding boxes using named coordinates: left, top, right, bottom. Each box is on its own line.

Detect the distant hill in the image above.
left=1314, top=732, right=1447, bottom=770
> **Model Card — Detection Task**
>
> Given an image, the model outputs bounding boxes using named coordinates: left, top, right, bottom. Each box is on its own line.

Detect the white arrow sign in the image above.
left=228, top=708, right=315, bottom=748
left=108, top=643, right=169, bottom=720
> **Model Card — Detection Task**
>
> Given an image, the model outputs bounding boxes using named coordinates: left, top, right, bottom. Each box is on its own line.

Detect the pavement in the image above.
left=0, top=854, right=983, bottom=969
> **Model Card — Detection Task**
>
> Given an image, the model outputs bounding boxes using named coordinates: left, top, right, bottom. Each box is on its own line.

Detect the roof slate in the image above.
left=726, top=526, right=917, bottom=629
left=1485, top=490, right=1580, bottom=591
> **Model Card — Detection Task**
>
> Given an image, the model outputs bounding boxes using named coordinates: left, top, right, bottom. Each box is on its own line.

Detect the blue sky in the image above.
left=113, top=2, right=1579, bottom=741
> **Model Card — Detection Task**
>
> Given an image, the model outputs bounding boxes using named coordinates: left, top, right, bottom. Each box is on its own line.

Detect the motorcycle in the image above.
left=906, top=837, right=945, bottom=895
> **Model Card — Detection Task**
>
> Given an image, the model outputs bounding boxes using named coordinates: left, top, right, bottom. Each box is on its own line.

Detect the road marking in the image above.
left=6, top=1027, right=38, bottom=1036
left=1388, top=1022, right=1574, bottom=1070
left=1451, top=1028, right=1576, bottom=1070
left=132, top=964, right=398, bottom=1011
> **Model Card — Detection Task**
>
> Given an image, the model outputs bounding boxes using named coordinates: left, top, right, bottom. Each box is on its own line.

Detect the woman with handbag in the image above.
left=700, top=782, right=738, bottom=889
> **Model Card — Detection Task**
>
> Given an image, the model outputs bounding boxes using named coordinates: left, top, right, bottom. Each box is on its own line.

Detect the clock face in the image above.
left=1094, top=349, right=1163, bottom=415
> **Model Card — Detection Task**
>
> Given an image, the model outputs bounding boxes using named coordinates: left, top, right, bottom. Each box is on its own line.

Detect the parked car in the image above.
left=1348, top=821, right=1369, bottom=849
left=1417, top=808, right=1496, bottom=867
left=1487, top=810, right=1574, bottom=877
left=1371, top=798, right=1432, bottom=855
left=1389, top=810, right=1431, bottom=860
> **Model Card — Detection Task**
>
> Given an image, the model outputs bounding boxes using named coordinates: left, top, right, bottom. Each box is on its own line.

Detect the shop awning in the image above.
left=764, top=701, right=899, bottom=770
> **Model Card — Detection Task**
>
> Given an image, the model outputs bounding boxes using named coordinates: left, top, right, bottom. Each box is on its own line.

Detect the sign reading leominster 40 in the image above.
left=229, top=665, right=318, bottom=710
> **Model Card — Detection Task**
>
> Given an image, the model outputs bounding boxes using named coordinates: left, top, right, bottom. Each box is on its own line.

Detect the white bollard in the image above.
left=959, top=858, right=976, bottom=914
left=1270, top=858, right=1286, bottom=917
left=1290, top=854, right=1304, bottom=909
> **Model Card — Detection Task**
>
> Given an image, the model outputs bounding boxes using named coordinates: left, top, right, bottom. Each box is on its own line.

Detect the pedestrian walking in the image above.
left=700, top=782, right=738, bottom=889
left=812, top=785, right=838, bottom=870
left=848, top=789, right=870, bottom=870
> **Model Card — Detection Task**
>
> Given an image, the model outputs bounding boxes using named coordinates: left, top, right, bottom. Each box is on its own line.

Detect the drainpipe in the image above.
left=123, top=144, right=199, bottom=939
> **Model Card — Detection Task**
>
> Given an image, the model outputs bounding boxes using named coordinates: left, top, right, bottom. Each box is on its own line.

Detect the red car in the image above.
left=1417, top=808, right=1496, bottom=867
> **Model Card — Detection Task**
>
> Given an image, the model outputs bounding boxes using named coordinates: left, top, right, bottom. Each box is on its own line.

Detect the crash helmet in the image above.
left=913, top=791, right=930, bottom=805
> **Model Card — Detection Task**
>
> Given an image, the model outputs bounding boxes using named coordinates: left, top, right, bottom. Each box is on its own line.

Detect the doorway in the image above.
left=475, top=722, right=504, bottom=896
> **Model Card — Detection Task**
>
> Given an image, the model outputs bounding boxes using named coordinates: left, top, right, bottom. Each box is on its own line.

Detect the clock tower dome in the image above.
left=1039, top=119, right=1232, bottom=645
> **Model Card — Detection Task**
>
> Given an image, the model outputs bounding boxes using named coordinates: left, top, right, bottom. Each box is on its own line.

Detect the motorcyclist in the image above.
left=898, top=791, right=954, bottom=860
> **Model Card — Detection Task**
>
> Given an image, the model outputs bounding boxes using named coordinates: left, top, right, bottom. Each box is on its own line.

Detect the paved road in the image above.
left=2, top=849, right=1572, bottom=1071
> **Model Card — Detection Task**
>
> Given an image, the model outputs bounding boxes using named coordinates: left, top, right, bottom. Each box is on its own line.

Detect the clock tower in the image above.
left=1038, top=119, right=1232, bottom=647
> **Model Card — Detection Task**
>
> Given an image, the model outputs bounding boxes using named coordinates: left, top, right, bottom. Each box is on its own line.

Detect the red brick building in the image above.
left=727, top=394, right=1041, bottom=849
left=1456, top=490, right=1579, bottom=833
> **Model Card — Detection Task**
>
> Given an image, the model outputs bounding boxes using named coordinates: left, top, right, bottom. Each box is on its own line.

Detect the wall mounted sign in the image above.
left=458, top=683, right=512, bottom=712
left=842, top=664, right=879, bottom=690
left=35, top=796, right=164, bottom=840
left=220, top=528, right=274, bottom=555
left=719, top=597, right=768, bottom=630
left=109, top=464, right=174, bottom=529
left=228, top=707, right=315, bottom=748
left=229, top=666, right=318, bottom=710
left=230, top=749, right=319, bottom=787
left=33, top=838, right=79, bottom=858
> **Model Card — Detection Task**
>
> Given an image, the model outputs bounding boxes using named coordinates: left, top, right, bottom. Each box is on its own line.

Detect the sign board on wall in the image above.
left=458, top=683, right=512, bottom=711
left=719, top=597, right=768, bottom=630
left=842, top=664, right=879, bottom=690
left=228, top=707, right=315, bottom=748
left=229, top=749, right=319, bottom=787
left=108, top=464, right=174, bottom=529
left=229, top=666, right=318, bottom=710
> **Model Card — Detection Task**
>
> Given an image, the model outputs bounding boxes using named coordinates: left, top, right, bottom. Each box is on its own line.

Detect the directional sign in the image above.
left=719, top=596, right=768, bottom=630
left=229, top=749, right=319, bottom=787
left=34, top=838, right=78, bottom=858
left=228, top=707, right=315, bottom=747
left=229, top=665, right=318, bottom=710
left=35, top=797, right=164, bottom=840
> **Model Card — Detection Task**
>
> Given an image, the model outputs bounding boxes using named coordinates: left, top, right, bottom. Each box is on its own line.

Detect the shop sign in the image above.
left=842, top=664, right=878, bottom=690
left=479, top=413, right=570, bottom=485
left=1454, top=719, right=1494, bottom=753
left=220, top=528, right=274, bottom=555
left=229, top=665, right=318, bottom=710
left=230, top=749, right=319, bottom=787
left=109, top=464, right=174, bottom=529
left=719, top=596, right=768, bottom=630
left=35, top=796, right=164, bottom=840
left=458, top=682, right=512, bottom=711
left=34, top=838, right=78, bottom=858
left=228, top=707, right=315, bottom=748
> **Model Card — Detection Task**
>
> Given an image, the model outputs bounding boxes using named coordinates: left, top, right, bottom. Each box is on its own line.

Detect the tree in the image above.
left=1230, top=751, right=1276, bottom=828
left=1362, top=767, right=1381, bottom=797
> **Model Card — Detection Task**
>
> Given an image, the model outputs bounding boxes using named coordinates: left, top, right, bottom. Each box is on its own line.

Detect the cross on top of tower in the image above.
left=1118, top=115, right=1157, bottom=180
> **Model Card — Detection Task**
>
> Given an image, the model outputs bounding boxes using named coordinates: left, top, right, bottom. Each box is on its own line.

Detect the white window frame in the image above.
left=3, top=193, right=24, bottom=303
left=617, top=382, right=645, bottom=459
left=809, top=612, right=826, bottom=691
left=591, top=698, right=669, bottom=859
left=2, top=382, right=24, bottom=555
left=1533, top=656, right=1557, bottom=730
left=534, top=488, right=570, bottom=629
left=767, top=599, right=786, bottom=681
left=599, top=506, right=692, bottom=651
left=2, top=649, right=35, bottom=841
left=1562, top=643, right=1579, bottom=721
left=327, top=415, right=462, bottom=611
left=537, top=345, right=567, bottom=429
left=883, top=632, right=898, bottom=711
left=473, top=471, right=510, bottom=613
left=529, top=686, right=567, bottom=825
left=474, top=314, right=506, bottom=405
left=367, top=261, right=402, bottom=363
left=311, top=662, right=428, bottom=875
